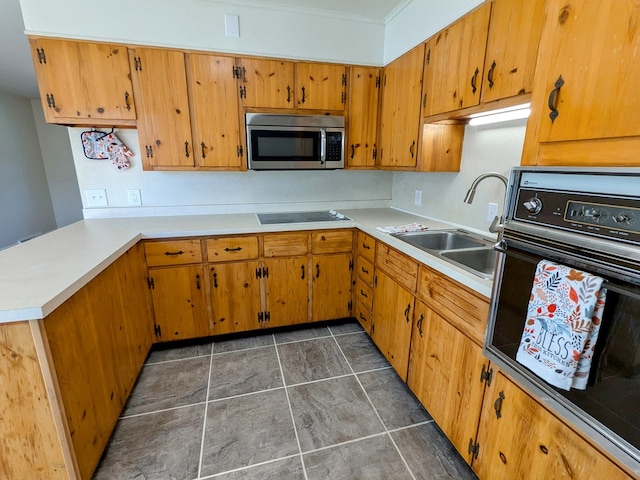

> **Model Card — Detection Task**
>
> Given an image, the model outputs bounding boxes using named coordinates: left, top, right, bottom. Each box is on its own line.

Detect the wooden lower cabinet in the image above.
left=263, top=257, right=308, bottom=327
left=147, top=265, right=210, bottom=341
left=473, top=371, right=634, bottom=480
left=371, top=269, right=415, bottom=381
left=407, top=301, right=489, bottom=465
left=311, top=253, right=353, bottom=321
left=209, top=261, right=261, bottom=334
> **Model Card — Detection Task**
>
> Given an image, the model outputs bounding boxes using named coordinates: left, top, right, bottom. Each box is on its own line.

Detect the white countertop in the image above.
left=0, top=208, right=494, bottom=323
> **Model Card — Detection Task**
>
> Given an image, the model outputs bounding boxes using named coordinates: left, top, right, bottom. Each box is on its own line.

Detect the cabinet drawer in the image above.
left=375, top=243, right=418, bottom=292
left=356, top=256, right=374, bottom=286
left=144, top=239, right=202, bottom=266
left=206, top=236, right=259, bottom=262
left=357, top=231, right=376, bottom=263
left=355, top=278, right=373, bottom=312
left=263, top=232, right=308, bottom=257
left=417, top=265, right=489, bottom=345
left=354, top=300, right=372, bottom=333
left=311, top=230, right=353, bottom=254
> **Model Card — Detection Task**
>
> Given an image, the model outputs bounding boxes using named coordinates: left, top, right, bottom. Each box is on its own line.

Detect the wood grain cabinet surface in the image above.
left=29, top=37, right=136, bottom=126
left=346, top=66, right=380, bottom=168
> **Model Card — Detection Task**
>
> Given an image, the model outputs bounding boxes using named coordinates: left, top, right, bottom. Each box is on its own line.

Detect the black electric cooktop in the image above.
left=257, top=211, right=351, bottom=225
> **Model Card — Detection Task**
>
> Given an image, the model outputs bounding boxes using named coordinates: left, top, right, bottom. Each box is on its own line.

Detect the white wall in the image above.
left=31, top=100, right=83, bottom=227
left=392, top=119, right=526, bottom=235
left=0, top=91, right=57, bottom=248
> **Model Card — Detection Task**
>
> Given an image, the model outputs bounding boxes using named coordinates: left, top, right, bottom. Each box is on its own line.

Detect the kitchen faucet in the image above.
left=463, top=172, right=509, bottom=233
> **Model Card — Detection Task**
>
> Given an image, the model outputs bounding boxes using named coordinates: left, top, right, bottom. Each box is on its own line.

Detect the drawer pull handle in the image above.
left=301, top=265, right=305, bottom=279
left=494, top=390, right=505, bottom=419
left=548, top=75, right=564, bottom=123
left=361, top=267, right=369, bottom=274
left=359, top=312, right=366, bottom=321
left=362, top=242, right=371, bottom=250
left=224, top=246, right=242, bottom=252
left=360, top=289, right=368, bottom=298
left=164, top=250, right=184, bottom=256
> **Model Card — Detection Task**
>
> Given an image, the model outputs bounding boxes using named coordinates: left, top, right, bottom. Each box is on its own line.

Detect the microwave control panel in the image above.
left=513, top=188, right=640, bottom=245
left=326, top=132, right=343, bottom=162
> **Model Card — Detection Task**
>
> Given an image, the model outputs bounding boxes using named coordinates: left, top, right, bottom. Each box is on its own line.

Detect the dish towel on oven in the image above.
left=516, top=260, right=607, bottom=391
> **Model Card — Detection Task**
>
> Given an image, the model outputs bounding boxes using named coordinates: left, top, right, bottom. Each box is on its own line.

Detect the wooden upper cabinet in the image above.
left=186, top=54, right=243, bottom=169
left=30, top=38, right=136, bottom=125
left=522, top=0, right=640, bottom=167
left=295, top=62, right=346, bottom=111
left=422, top=3, right=491, bottom=116
left=473, top=371, right=634, bottom=480
left=378, top=43, right=425, bottom=169
left=129, top=47, right=194, bottom=169
left=346, top=66, right=380, bottom=168
left=236, top=58, right=295, bottom=108
left=480, top=0, right=545, bottom=103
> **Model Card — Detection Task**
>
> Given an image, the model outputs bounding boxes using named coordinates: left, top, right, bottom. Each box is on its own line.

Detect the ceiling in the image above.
left=0, top=0, right=408, bottom=99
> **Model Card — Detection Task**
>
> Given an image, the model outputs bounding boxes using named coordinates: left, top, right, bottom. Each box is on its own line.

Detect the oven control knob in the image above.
left=523, top=197, right=543, bottom=214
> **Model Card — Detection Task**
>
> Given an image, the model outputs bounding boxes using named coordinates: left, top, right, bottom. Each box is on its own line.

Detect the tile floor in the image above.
left=92, top=320, right=477, bottom=480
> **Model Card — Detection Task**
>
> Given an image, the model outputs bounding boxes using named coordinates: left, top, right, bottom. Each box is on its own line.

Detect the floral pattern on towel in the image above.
left=516, top=260, right=606, bottom=391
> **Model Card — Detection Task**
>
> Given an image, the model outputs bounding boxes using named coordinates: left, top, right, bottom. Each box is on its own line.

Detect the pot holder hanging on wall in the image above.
left=81, top=128, right=133, bottom=170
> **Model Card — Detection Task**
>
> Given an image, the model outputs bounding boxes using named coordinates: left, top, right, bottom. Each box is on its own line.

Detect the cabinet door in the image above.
left=30, top=38, right=136, bottom=125
left=210, top=261, right=262, bottom=335
left=480, top=0, right=545, bottom=103
left=148, top=266, right=210, bottom=341
left=378, top=44, right=425, bottom=168
left=129, top=47, right=194, bottom=169
left=347, top=66, right=380, bottom=168
left=371, top=270, right=414, bottom=381
left=237, top=58, right=295, bottom=108
left=407, top=301, right=488, bottom=465
left=264, top=257, right=309, bottom=328
left=473, top=371, right=633, bottom=480
left=422, top=3, right=490, bottom=116
left=187, top=54, right=243, bottom=169
left=311, top=253, right=353, bottom=321
left=523, top=0, right=640, bottom=166
left=296, top=62, right=346, bottom=111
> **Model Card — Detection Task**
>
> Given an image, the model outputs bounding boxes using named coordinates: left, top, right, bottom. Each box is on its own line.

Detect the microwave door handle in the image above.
left=320, top=130, right=326, bottom=164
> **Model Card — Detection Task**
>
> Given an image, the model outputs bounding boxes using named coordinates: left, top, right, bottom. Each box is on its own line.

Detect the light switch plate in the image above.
left=414, top=189, right=423, bottom=206
left=85, top=189, right=108, bottom=207
left=224, top=14, right=239, bottom=37
left=127, top=189, right=142, bottom=206
left=487, top=202, right=499, bottom=221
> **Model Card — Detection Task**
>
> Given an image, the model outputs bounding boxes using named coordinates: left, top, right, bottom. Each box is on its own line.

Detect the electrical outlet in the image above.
left=85, top=189, right=108, bottom=207
left=127, top=189, right=142, bottom=206
left=487, top=202, right=499, bottom=221
left=414, top=189, right=423, bottom=206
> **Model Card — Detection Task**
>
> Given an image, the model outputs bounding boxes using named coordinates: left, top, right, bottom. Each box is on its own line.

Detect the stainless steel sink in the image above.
left=440, top=248, right=497, bottom=279
left=392, top=230, right=488, bottom=252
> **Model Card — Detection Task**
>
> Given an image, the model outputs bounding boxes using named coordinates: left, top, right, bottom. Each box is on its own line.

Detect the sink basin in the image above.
left=393, top=230, right=488, bottom=252
left=440, top=248, right=497, bottom=279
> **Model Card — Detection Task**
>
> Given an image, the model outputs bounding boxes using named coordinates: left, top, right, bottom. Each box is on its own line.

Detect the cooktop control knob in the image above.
left=523, top=197, right=543, bottom=214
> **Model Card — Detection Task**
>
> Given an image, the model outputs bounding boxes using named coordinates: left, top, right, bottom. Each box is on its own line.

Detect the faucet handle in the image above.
left=489, top=215, right=503, bottom=234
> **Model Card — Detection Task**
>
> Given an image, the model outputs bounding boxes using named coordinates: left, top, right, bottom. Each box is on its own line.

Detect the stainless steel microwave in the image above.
left=246, top=113, right=345, bottom=170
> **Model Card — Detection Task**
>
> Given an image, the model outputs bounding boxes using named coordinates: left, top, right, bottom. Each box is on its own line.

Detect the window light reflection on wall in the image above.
left=467, top=103, right=531, bottom=126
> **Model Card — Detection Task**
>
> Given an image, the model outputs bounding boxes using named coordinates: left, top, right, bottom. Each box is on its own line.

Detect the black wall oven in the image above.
left=486, top=167, right=640, bottom=475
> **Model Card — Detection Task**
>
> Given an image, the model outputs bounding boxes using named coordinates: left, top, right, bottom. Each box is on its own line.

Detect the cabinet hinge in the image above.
left=262, top=266, right=269, bottom=278
left=153, top=323, right=162, bottom=337
left=233, top=66, right=246, bottom=80
left=134, top=56, right=143, bottom=71
left=372, top=147, right=377, bottom=160
left=258, top=311, right=263, bottom=322
left=147, top=277, right=155, bottom=289
left=237, top=145, right=244, bottom=157
left=36, top=47, right=47, bottom=64
left=265, top=311, right=270, bottom=322
left=375, top=76, right=380, bottom=88
left=383, top=74, right=387, bottom=87
left=145, top=145, right=154, bottom=158
left=239, top=85, right=247, bottom=99
left=341, top=91, right=346, bottom=104
left=468, top=439, right=479, bottom=460
left=342, top=73, right=347, bottom=86
left=256, top=268, right=262, bottom=279
left=480, top=364, right=493, bottom=386
left=46, top=93, right=56, bottom=109
left=349, top=260, right=354, bottom=270
left=426, top=48, right=431, bottom=65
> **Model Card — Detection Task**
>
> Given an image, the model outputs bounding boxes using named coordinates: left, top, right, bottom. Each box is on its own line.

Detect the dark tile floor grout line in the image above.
left=273, top=333, right=311, bottom=480
left=196, top=342, right=216, bottom=479
left=329, top=327, right=419, bottom=480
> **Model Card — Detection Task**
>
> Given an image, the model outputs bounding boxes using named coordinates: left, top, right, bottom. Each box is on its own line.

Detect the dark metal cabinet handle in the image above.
left=350, top=143, right=361, bottom=159
left=471, top=67, right=480, bottom=94
left=301, top=265, right=305, bottom=279
left=286, top=85, right=291, bottom=103
left=409, top=140, right=416, bottom=158
left=315, top=263, right=320, bottom=278
left=185, top=141, right=190, bottom=158
left=301, top=86, right=306, bottom=104
left=360, top=289, right=368, bottom=298
left=362, top=242, right=371, bottom=250
left=224, top=247, right=242, bottom=252
left=417, top=313, right=424, bottom=336
left=487, top=60, right=496, bottom=89
left=494, top=390, right=505, bottom=419
left=404, top=303, right=411, bottom=322
left=164, top=250, right=184, bottom=256
left=201, top=142, right=207, bottom=159
left=548, top=75, right=564, bottom=123
left=361, top=266, right=369, bottom=274
left=195, top=274, right=201, bottom=290
left=212, top=272, right=218, bottom=288
left=124, top=91, right=132, bottom=111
